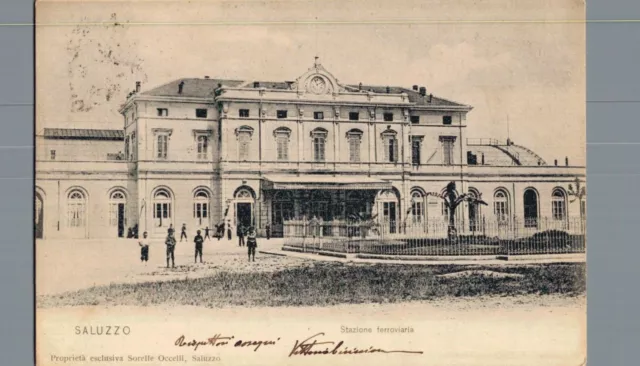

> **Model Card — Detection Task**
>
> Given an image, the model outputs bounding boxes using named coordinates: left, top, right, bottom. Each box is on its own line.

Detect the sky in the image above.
left=36, top=0, right=586, bottom=165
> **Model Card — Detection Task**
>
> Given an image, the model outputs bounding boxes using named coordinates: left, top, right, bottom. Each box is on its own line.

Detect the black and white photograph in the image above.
left=35, top=1, right=586, bottom=365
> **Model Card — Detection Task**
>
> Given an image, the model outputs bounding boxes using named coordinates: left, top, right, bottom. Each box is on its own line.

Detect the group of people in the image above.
left=138, top=222, right=269, bottom=268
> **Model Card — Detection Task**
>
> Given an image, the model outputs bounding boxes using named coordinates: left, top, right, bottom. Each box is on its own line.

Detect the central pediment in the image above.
left=290, top=57, right=349, bottom=95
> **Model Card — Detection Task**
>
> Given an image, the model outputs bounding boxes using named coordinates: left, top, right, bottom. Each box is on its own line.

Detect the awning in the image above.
left=262, top=174, right=392, bottom=191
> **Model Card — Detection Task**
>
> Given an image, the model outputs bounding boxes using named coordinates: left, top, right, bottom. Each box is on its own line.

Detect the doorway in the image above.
left=236, top=202, right=253, bottom=229
left=383, top=202, right=397, bottom=234
left=117, top=203, right=125, bottom=237
left=523, top=189, right=539, bottom=228
left=35, top=192, right=44, bottom=239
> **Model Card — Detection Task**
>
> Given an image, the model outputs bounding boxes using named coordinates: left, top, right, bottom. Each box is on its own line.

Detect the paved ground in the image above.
left=36, top=237, right=311, bottom=296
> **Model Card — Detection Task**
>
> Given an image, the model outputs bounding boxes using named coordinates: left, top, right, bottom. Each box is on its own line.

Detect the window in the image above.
left=239, top=109, right=250, bottom=118
left=196, top=135, right=208, bottom=160
left=349, top=112, right=360, bottom=121
left=382, top=130, right=398, bottom=163
left=50, top=150, right=56, bottom=160
left=238, top=132, right=251, bottom=160
left=346, top=129, right=363, bottom=162
left=410, top=115, right=420, bottom=124
left=108, top=190, right=127, bottom=228
left=311, top=128, right=328, bottom=162
left=153, top=189, right=172, bottom=227
left=193, top=189, right=209, bottom=225
left=552, top=189, right=567, bottom=221
left=277, top=110, right=288, bottom=119
left=411, top=137, right=422, bottom=165
left=67, top=190, right=86, bottom=228
left=440, top=136, right=456, bottom=165
left=156, top=134, right=169, bottom=159
left=124, top=136, right=130, bottom=160
left=157, top=108, right=168, bottom=117
left=131, top=132, right=136, bottom=160
left=411, top=191, right=425, bottom=224
left=196, top=109, right=208, bottom=118
left=274, top=127, right=291, bottom=161
left=314, top=111, right=324, bottom=120
left=235, top=126, right=254, bottom=161
left=493, top=190, right=509, bottom=223
left=443, top=116, right=452, bottom=125
left=383, top=113, right=394, bottom=122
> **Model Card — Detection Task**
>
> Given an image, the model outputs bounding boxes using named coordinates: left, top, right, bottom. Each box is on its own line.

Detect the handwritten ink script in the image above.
left=175, top=334, right=280, bottom=351
left=289, top=332, right=423, bottom=357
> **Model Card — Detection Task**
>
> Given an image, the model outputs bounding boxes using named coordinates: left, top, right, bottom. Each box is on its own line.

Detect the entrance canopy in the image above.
left=262, top=174, right=392, bottom=191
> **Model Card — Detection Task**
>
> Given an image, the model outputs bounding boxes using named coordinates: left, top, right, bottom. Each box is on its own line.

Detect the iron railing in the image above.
left=282, top=217, right=586, bottom=256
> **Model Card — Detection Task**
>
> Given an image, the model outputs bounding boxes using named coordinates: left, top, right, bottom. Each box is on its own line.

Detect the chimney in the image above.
left=565, top=156, right=569, bottom=166
left=204, top=76, right=210, bottom=79
left=386, top=86, right=390, bottom=94
left=135, top=81, right=141, bottom=93
left=253, top=81, right=260, bottom=88
left=412, top=85, right=419, bottom=91
left=419, top=87, right=426, bottom=96
left=358, top=82, right=363, bottom=91
left=554, top=159, right=558, bottom=166
left=429, top=93, right=433, bottom=103
left=178, top=81, right=185, bottom=94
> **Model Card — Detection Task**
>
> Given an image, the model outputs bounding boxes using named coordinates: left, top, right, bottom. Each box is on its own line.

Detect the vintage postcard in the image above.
left=35, top=0, right=586, bottom=365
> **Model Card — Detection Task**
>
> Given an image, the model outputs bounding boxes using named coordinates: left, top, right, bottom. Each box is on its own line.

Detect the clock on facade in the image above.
left=308, top=76, right=327, bottom=94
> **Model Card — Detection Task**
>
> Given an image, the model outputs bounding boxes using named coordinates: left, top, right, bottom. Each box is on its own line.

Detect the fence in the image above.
left=282, top=217, right=586, bottom=256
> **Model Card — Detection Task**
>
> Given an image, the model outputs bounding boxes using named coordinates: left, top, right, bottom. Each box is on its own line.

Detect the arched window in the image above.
left=468, top=188, right=481, bottom=231
left=311, top=128, right=328, bottom=162
left=153, top=188, right=172, bottom=228
left=193, top=189, right=210, bottom=225
left=274, top=127, right=291, bottom=161
left=109, top=190, right=127, bottom=229
left=346, top=129, right=363, bottom=163
left=67, top=190, right=86, bottom=228
left=235, top=188, right=254, bottom=200
left=411, top=190, right=425, bottom=224
left=493, top=189, right=509, bottom=223
left=552, top=189, right=567, bottom=221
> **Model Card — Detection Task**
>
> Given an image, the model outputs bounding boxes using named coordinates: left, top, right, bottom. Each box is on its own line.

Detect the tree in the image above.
left=425, top=182, right=488, bottom=242
left=567, top=177, right=586, bottom=233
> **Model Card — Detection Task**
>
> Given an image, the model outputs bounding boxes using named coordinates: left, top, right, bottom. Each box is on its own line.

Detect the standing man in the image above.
left=168, top=223, right=175, bottom=236
left=265, top=222, right=271, bottom=240
left=138, top=231, right=149, bottom=264
left=194, top=229, right=204, bottom=263
left=180, top=223, right=188, bottom=242
left=246, top=226, right=257, bottom=262
left=165, top=231, right=176, bottom=268
left=204, top=226, right=210, bottom=241
left=226, top=220, right=233, bottom=241
left=237, top=225, right=245, bottom=247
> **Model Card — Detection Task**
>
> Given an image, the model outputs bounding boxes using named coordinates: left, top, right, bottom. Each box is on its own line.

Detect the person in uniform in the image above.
left=246, top=226, right=257, bottom=262
left=138, top=231, right=149, bottom=264
left=237, top=225, right=245, bottom=247
left=180, top=223, right=188, bottom=242
left=265, top=222, right=271, bottom=240
left=168, top=224, right=175, bottom=236
left=165, top=231, right=176, bottom=268
left=194, top=229, right=204, bottom=263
